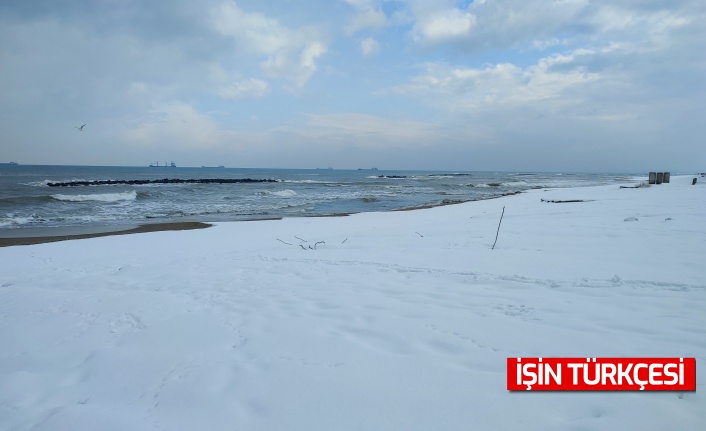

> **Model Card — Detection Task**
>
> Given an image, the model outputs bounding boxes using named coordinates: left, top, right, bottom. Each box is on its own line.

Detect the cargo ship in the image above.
left=149, top=161, right=176, bottom=167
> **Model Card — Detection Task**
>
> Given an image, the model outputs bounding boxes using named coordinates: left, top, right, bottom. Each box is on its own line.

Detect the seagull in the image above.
left=76, top=124, right=86, bottom=131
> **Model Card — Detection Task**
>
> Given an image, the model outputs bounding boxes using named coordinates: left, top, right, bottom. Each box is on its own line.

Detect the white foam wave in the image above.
left=24, top=180, right=54, bottom=187
left=25, top=178, right=89, bottom=187
left=0, top=213, right=43, bottom=227
left=0, top=218, right=22, bottom=227
left=369, top=176, right=406, bottom=180
left=51, top=191, right=137, bottom=202
left=264, top=190, right=297, bottom=197
left=501, top=181, right=528, bottom=187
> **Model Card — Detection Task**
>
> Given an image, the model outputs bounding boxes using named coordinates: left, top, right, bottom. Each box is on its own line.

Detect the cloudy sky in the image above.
left=1, top=0, right=704, bottom=172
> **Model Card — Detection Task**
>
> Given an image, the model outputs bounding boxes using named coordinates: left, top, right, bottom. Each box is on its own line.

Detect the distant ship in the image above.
left=1, top=162, right=18, bottom=166
left=149, top=161, right=176, bottom=167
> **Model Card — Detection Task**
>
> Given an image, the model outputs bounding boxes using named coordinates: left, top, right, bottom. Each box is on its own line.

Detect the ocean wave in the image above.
left=0, top=214, right=43, bottom=227
left=415, top=175, right=454, bottom=180
left=51, top=191, right=138, bottom=202
left=501, top=181, right=528, bottom=187
left=23, top=180, right=54, bottom=187
left=368, top=175, right=407, bottom=179
left=282, top=180, right=327, bottom=184
left=0, top=213, right=135, bottom=228
left=413, top=173, right=473, bottom=179
left=261, top=189, right=297, bottom=197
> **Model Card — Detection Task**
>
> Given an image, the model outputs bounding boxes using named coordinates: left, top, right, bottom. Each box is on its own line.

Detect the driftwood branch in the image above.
left=492, top=206, right=505, bottom=250
left=280, top=236, right=329, bottom=250
left=541, top=199, right=591, bottom=203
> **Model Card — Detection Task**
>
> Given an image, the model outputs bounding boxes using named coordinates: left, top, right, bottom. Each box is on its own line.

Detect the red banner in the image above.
left=507, top=357, right=696, bottom=391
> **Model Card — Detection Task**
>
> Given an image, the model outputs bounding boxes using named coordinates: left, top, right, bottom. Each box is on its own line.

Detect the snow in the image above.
left=1, top=175, right=704, bottom=430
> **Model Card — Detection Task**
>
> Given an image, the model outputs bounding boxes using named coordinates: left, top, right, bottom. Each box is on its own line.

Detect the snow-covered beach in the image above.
left=1, top=175, right=704, bottom=430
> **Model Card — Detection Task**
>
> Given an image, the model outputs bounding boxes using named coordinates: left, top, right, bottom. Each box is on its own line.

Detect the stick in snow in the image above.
left=492, top=206, right=505, bottom=250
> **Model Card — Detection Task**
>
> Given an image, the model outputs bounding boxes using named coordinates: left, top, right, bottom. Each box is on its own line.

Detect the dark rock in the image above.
left=47, top=178, right=278, bottom=187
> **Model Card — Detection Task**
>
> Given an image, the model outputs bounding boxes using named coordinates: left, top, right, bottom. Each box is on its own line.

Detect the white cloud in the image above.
left=390, top=0, right=706, bottom=131
left=360, top=37, right=380, bottom=57
left=530, top=37, right=567, bottom=51
left=343, top=0, right=387, bottom=35
left=301, top=112, right=443, bottom=146
left=590, top=7, right=691, bottom=52
left=218, top=78, right=269, bottom=99
left=212, top=1, right=327, bottom=88
left=123, top=102, right=221, bottom=149
left=207, top=63, right=229, bottom=83
left=301, top=41, right=327, bottom=74
left=213, top=2, right=287, bottom=54
left=405, top=0, right=587, bottom=49
left=390, top=48, right=605, bottom=114
left=127, top=81, right=148, bottom=96
left=261, top=41, right=326, bottom=89
left=403, top=0, right=701, bottom=55
left=413, top=8, right=476, bottom=44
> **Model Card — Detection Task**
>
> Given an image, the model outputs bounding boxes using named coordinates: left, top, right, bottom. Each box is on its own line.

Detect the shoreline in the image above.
left=0, top=192, right=530, bottom=247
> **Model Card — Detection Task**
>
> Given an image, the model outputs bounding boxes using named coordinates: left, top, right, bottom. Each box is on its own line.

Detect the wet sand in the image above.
left=0, top=222, right=212, bottom=247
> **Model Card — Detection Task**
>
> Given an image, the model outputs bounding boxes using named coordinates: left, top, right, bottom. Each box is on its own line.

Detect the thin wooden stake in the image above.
left=492, top=206, right=505, bottom=250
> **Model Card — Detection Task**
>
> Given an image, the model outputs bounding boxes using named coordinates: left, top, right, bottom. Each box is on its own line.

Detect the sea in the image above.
left=0, top=165, right=641, bottom=233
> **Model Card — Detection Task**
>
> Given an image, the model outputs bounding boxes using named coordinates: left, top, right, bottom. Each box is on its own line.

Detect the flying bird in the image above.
left=76, top=124, right=85, bottom=131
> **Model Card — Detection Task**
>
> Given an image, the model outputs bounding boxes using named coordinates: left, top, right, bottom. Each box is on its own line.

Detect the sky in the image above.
left=1, top=0, right=704, bottom=172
